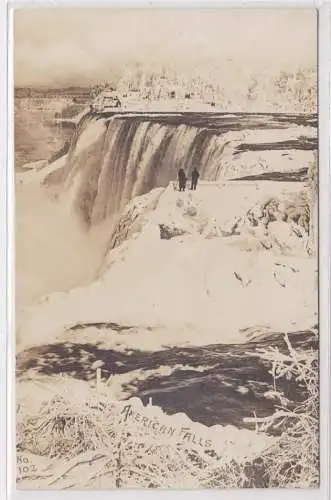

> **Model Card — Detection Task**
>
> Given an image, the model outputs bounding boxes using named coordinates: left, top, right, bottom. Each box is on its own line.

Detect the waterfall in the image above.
left=44, top=114, right=235, bottom=225
left=43, top=112, right=316, bottom=226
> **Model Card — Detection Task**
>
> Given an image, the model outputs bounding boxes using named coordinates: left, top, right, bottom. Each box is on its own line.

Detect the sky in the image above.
left=13, top=8, right=317, bottom=87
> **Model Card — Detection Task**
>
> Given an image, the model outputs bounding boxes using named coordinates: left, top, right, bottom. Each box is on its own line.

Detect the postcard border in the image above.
left=2, top=1, right=330, bottom=500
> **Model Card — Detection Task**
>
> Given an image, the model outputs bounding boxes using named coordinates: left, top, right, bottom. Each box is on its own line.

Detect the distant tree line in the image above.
left=15, top=65, right=317, bottom=113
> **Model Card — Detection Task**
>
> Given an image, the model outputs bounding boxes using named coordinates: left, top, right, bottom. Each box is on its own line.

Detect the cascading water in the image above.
left=45, top=113, right=237, bottom=225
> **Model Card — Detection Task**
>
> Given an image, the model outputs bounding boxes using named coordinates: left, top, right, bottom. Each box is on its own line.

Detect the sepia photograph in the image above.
left=14, top=7, right=319, bottom=489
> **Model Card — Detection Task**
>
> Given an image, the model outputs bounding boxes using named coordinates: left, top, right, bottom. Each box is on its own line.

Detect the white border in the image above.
left=3, top=1, right=331, bottom=500
left=1, top=0, right=7, bottom=499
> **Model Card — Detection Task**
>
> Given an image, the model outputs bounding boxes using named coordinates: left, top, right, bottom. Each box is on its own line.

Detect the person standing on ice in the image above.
left=178, top=168, right=187, bottom=192
left=191, top=168, right=200, bottom=190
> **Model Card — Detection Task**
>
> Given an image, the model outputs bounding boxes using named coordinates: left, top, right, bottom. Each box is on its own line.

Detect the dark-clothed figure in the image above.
left=178, top=168, right=187, bottom=192
left=191, top=168, right=200, bottom=190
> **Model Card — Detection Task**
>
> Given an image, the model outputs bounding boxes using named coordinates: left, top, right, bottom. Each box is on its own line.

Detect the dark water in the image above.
left=16, top=328, right=317, bottom=429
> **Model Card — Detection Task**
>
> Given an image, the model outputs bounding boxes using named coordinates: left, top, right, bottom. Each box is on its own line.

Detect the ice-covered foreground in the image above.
left=17, top=180, right=317, bottom=351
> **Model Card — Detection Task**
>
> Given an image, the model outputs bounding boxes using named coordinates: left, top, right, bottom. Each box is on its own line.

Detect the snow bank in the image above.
left=17, top=182, right=317, bottom=350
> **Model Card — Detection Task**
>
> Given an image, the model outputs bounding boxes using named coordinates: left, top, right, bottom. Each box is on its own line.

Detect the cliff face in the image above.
left=43, top=112, right=317, bottom=226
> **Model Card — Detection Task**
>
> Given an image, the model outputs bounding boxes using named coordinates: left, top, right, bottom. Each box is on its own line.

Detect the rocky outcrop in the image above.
left=107, top=189, right=163, bottom=251
left=159, top=223, right=187, bottom=240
